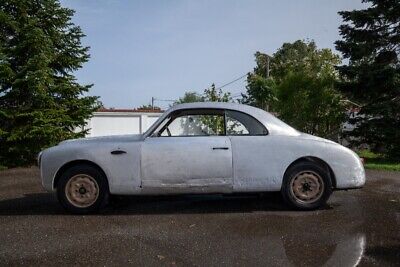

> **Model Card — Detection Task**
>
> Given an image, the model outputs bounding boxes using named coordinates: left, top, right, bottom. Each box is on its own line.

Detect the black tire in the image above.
left=281, top=161, right=332, bottom=210
left=56, top=164, right=109, bottom=214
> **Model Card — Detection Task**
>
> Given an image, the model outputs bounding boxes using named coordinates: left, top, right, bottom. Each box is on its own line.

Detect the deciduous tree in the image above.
left=243, top=41, right=345, bottom=138
left=174, top=91, right=203, bottom=104
left=175, top=84, right=232, bottom=104
left=241, top=53, right=276, bottom=110
left=203, top=84, right=231, bottom=102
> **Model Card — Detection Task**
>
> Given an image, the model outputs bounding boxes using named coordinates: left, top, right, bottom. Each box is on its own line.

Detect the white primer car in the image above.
left=39, top=102, right=365, bottom=213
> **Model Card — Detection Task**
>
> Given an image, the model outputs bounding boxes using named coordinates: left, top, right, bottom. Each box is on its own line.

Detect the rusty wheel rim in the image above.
left=290, top=171, right=324, bottom=204
left=65, top=174, right=99, bottom=208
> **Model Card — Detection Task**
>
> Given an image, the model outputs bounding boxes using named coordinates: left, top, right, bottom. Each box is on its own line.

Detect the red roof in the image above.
left=97, top=108, right=163, bottom=113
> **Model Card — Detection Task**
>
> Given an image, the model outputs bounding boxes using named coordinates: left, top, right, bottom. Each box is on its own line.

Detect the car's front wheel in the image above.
left=281, top=161, right=332, bottom=210
left=57, top=164, right=109, bottom=214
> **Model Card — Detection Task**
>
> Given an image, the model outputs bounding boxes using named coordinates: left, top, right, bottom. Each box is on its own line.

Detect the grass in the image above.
left=0, top=166, right=7, bottom=171
left=357, top=150, right=400, bottom=171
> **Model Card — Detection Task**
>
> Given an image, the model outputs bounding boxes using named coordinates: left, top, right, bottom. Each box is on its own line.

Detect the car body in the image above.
left=39, top=102, right=365, bottom=213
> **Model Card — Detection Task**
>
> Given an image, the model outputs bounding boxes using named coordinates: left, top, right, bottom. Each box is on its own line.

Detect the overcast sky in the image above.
left=60, top=0, right=366, bottom=109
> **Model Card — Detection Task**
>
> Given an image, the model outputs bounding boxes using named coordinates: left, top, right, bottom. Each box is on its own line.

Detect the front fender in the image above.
left=40, top=140, right=142, bottom=194
left=40, top=144, right=108, bottom=192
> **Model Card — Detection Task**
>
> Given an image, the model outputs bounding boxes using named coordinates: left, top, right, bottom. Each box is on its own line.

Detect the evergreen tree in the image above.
left=0, top=0, right=100, bottom=167
left=336, top=0, right=400, bottom=158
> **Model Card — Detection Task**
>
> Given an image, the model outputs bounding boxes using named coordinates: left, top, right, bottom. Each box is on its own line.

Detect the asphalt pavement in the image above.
left=0, top=167, right=399, bottom=266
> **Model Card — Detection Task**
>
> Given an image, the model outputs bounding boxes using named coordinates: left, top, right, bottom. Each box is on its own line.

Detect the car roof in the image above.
left=169, top=102, right=254, bottom=112
left=145, top=102, right=299, bottom=136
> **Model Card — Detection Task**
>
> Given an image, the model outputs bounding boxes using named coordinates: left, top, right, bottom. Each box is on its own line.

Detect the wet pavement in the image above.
left=0, top=167, right=399, bottom=266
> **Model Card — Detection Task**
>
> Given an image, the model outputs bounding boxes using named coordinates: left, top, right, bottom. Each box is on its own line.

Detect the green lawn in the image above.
left=357, top=150, right=400, bottom=171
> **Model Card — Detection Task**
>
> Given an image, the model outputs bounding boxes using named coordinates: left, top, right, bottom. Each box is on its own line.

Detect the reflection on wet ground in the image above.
left=0, top=168, right=399, bottom=266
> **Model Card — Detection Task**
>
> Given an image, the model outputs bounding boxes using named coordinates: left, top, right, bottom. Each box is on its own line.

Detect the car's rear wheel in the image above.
left=281, top=161, right=332, bottom=210
left=57, top=164, right=109, bottom=214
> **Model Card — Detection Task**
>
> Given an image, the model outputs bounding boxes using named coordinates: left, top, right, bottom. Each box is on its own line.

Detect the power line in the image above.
left=151, top=72, right=249, bottom=108
left=154, top=98, right=176, bottom=102
left=215, top=73, right=249, bottom=90
left=151, top=97, right=176, bottom=109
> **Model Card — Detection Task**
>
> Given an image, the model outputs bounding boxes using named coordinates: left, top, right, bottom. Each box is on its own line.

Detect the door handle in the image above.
left=212, top=147, right=229, bottom=150
left=111, top=150, right=127, bottom=155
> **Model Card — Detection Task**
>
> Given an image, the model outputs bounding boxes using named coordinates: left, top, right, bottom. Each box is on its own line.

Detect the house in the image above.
left=85, top=108, right=163, bottom=137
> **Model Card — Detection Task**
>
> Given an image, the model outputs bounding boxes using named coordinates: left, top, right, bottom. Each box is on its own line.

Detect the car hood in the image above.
left=58, top=134, right=144, bottom=146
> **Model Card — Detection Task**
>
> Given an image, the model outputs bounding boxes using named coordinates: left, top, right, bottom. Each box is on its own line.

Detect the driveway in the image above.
left=0, top=167, right=399, bottom=266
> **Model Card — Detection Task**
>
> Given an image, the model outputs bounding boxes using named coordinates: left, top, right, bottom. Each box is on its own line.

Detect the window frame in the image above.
left=151, top=108, right=226, bottom=137
left=224, top=109, right=269, bottom=136
left=148, top=108, right=268, bottom=137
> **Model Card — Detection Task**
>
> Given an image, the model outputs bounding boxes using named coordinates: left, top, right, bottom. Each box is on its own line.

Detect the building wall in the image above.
left=85, top=111, right=162, bottom=137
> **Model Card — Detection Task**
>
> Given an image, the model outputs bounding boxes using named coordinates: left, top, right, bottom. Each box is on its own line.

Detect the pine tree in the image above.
left=336, top=0, right=400, bottom=158
left=0, top=0, right=100, bottom=167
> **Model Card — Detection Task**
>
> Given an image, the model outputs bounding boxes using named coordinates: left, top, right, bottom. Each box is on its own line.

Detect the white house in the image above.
left=85, top=108, right=163, bottom=137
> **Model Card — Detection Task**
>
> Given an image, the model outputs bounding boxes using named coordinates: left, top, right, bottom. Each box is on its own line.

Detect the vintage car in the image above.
left=38, top=102, right=365, bottom=213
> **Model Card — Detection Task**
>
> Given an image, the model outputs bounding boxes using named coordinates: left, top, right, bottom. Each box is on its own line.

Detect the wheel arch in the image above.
left=284, top=156, right=337, bottom=189
left=53, top=160, right=109, bottom=190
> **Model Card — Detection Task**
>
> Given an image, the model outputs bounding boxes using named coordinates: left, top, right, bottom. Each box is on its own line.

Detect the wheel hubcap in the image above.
left=65, top=174, right=99, bottom=208
left=290, top=171, right=324, bottom=204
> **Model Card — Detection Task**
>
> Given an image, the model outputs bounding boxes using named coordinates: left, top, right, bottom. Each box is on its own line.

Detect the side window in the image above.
left=226, top=110, right=268, bottom=136
left=156, top=111, right=225, bottom=137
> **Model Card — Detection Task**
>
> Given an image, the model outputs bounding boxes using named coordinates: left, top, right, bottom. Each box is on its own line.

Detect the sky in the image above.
left=60, top=0, right=367, bottom=109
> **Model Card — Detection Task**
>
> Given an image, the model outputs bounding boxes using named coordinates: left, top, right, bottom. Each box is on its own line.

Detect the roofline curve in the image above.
left=144, top=102, right=299, bottom=137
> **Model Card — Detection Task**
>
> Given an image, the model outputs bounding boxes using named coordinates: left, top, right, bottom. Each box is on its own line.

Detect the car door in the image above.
left=224, top=110, right=277, bottom=192
left=140, top=109, right=233, bottom=194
